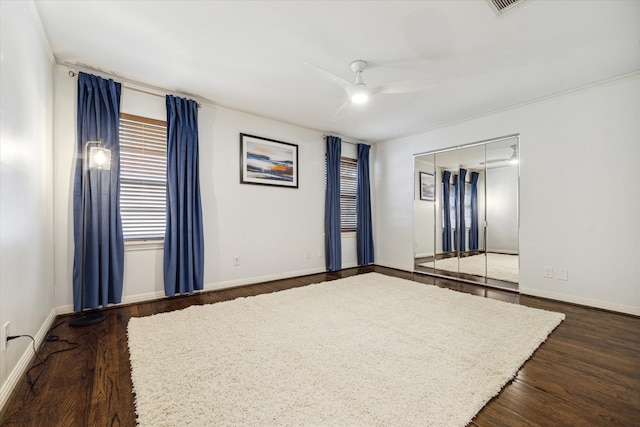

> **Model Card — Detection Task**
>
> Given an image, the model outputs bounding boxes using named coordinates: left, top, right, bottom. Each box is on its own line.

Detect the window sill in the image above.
left=125, top=239, right=164, bottom=251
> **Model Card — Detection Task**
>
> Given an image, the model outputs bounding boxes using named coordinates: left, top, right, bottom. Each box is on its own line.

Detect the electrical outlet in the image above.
left=543, top=266, right=553, bottom=279
left=305, top=251, right=311, bottom=259
left=558, top=268, right=568, bottom=281
left=2, top=322, right=9, bottom=352
left=233, top=256, right=240, bottom=266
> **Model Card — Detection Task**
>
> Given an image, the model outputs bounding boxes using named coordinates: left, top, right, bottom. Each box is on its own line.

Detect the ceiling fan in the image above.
left=481, top=144, right=519, bottom=166
left=303, top=60, right=432, bottom=120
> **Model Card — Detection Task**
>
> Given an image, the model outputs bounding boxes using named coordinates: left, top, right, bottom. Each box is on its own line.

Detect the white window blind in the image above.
left=119, top=113, right=167, bottom=241
left=340, top=157, right=357, bottom=232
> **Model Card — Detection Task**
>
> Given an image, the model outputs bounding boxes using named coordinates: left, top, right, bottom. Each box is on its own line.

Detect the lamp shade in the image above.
left=89, top=145, right=111, bottom=170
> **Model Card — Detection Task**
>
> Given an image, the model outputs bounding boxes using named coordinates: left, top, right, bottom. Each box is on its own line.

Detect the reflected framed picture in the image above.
left=419, top=172, right=435, bottom=201
left=240, top=133, right=298, bottom=188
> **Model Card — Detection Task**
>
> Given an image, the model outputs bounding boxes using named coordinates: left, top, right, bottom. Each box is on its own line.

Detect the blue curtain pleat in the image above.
left=356, top=144, right=374, bottom=265
left=73, top=72, right=124, bottom=311
left=469, top=171, right=480, bottom=250
left=442, top=171, right=452, bottom=252
left=458, top=168, right=467, bottom=252
left=453, top=173, right=459, bottom=251
left=325, top=136, right=342, bottom=271
left=164, top=95, right=204, bottom=296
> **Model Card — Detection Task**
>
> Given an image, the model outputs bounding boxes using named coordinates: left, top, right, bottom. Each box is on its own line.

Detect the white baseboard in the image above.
left=56, top=267, right=330, bottom=315
left=373, top=261, right=413, bottom=273
left=56, top=290, right=168, bottom=315
left=520, top=287, right=640, bottom=316
left=0, top=309, right=57, bottom=413
left=204, top=267, right=327, bottom=292
left=414, top=252, right=434, bottom=259
left=56, top=268, right=639, bottom=318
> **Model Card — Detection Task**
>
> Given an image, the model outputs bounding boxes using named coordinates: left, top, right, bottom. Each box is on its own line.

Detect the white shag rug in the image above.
left=127, top=273, right=563, bottom=427
left=421, top=253, right=519, bottom=283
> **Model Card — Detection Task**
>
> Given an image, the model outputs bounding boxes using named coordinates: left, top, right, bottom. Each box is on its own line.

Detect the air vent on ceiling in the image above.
left=486, top=0, right=527, bottom=16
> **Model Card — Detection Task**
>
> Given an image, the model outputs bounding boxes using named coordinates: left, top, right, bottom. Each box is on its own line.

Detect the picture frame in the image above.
left=419, top=172, right=435, bottom=201
left=240, top=133, right=299, bottom=188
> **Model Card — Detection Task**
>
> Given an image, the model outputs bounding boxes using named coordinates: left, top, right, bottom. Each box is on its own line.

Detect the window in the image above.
left=340, top=157, right=357, bottom=232
left=325, top=155, right=357, bottom=233
left=119, top=113, right=167, bottom=241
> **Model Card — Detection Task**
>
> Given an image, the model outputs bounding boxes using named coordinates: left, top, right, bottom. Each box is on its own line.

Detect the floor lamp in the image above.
left=69, top=141, right=111, bottom=327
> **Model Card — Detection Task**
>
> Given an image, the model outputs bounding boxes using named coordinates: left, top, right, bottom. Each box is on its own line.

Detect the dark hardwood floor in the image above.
left=1, top=266, right=638, bottom=426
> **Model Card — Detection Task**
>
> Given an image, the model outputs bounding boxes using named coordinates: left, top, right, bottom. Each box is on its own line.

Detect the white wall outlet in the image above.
left=317, top=249, right=323, bottom=258
left=305, top=251, right=311, bottom=259
left=558, top=268, right=568, bottom=281
left=2, top=322, right=9, bottom=352
left=544, top=266, right=553, bottom=279
left=233, top=256, right=240, bottom=266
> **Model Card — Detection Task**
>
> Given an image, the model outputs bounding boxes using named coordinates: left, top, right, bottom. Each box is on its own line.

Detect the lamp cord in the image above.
left=7, top=321, right=80, bottom=389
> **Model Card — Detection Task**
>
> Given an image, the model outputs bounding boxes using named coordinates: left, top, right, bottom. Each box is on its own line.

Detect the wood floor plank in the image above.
left=492, top=377, right=636, bottom=426
left=518, top=355, right=639, bottom=418
left=471, top=395, right=535, bottom=427
left=1, top=266, right=638, bottom=426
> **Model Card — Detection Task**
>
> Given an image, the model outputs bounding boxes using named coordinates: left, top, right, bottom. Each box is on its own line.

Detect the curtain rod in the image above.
left=66, top=68, right=205, bottom=108
left=322, top=135, right=362, bottom=146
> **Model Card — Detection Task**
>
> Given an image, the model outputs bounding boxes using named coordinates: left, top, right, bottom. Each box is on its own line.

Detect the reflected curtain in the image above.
left=356, top=143, right=374, bottom=265
left=458, top=168, right=467, bottom=252
left=469, top=171, right=480, bottom=250
left=164, top=95, right=204, bottom=296
left=325, top=135, right=342, bottom=271
left=452, top=173, right=459, bottom=251
left=442, top=170, right=452, bottom=252
left=73, top=72, right=124, bottom=311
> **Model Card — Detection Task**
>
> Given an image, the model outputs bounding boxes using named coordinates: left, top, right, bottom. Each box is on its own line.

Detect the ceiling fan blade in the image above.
left=332, top=98, right=351, bottom=122
left=373, top=79, right=433, bottom=95
left=481, top=158, right=509, bottom=165
left=302, top=62, right=354, bottom=96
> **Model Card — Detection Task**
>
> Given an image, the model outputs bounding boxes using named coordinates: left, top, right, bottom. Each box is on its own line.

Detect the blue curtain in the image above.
left=356, top=144, right=374, bottom=265
left=469, top=171, right=480, bottom=250
left=458, top=168, right=467, bottom=252
left=452, top=173, right=459, bottom=251
left=325, top=135, right=342, bottom=271
left=442, top=171, right=452, bottom=252
left=164, top=95, right=204, bottom=296
left=73, top=72, right=124, bottom=311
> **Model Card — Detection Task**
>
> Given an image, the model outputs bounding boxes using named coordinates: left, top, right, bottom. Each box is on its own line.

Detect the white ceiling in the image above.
left=34, top=0, right=640, bottom=143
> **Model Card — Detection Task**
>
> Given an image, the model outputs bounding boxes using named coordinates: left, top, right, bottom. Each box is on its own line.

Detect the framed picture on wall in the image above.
left=240, top=133, right=298, bottom=188
left=419, top=172, right=435, bottom=201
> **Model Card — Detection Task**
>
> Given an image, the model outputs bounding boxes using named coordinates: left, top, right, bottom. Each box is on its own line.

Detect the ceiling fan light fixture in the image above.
left=350, top=60, right=370, bottom=104
left=351, top=86, right=369, bottom=104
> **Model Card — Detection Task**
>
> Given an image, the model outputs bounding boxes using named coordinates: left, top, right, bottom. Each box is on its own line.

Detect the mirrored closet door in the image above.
left=413, top=135, right=519, bottom=291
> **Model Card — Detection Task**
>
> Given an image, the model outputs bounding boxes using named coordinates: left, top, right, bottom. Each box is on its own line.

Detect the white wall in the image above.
left=52, top=69, right=361, bottom=311
left=375, top=74, right=640, bottom=315
left=0, top=1, right=55, bottom=409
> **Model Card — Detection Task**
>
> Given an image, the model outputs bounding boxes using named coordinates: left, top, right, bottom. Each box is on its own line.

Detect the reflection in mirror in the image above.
left=413, top=136, right=519, bottom=291
left=485, top=138, right=519, bottom=284
left=414, top=154, right=435, bottom=269
left=456, top=144, right=486, bottom=279
left=433, top=148, right=461, bottom=276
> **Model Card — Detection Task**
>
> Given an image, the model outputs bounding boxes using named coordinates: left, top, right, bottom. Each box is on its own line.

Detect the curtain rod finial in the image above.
left=69, top=70, right=76, bottom=77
